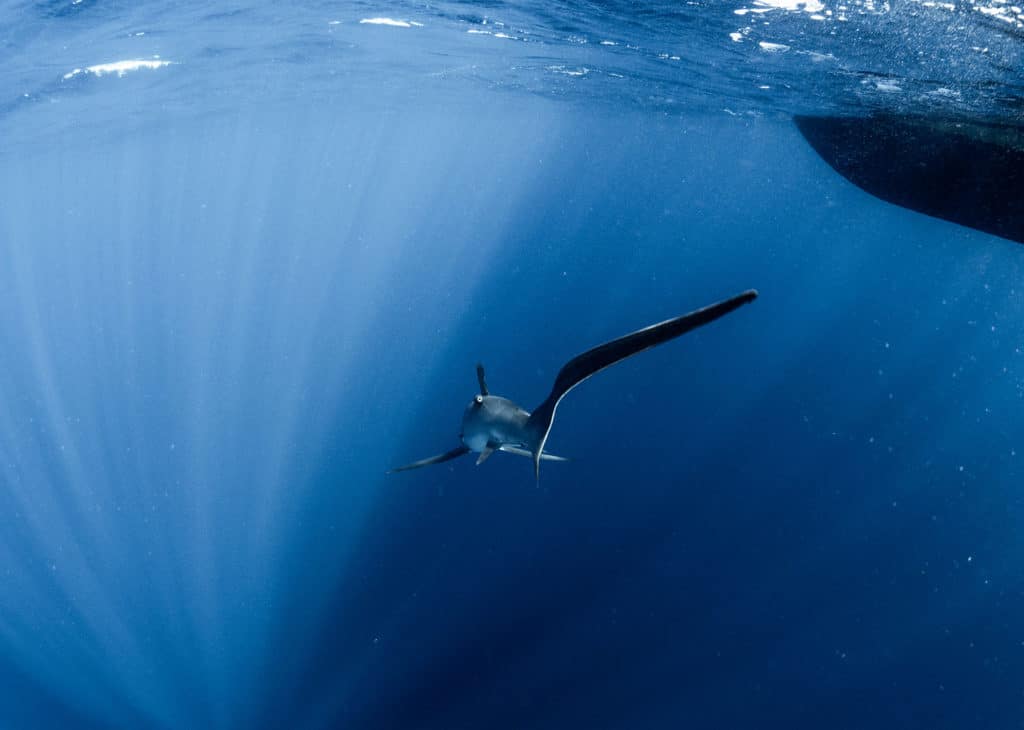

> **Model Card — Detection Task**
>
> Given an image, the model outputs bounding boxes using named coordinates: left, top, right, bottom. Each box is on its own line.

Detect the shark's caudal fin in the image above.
left=525, top=289, right=758, bottom=479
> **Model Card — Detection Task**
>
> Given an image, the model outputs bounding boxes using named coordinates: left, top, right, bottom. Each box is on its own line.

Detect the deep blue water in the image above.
left=1, top=2, right=1024, bottom=729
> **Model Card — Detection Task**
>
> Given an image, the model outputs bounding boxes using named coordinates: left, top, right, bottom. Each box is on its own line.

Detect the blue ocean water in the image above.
left=1, top=2, right=1023, bottom=728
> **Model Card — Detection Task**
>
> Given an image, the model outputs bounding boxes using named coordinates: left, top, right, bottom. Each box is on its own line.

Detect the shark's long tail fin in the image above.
left=525, top=400, right=559, bottom=481
left=525, top=289, right=758, bottom=480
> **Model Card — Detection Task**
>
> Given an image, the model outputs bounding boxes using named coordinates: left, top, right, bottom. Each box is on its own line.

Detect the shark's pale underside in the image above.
left=390, top=289, right=758, bottom=479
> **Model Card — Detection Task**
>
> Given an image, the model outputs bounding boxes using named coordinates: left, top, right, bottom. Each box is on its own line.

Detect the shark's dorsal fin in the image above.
left=525, top=289, right=758, bottom=479
left=476, top=363, right=489, bottom=396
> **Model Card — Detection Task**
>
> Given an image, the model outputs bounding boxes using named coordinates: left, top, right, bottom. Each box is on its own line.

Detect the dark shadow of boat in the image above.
left=795, top=113, right=1024, bottom=245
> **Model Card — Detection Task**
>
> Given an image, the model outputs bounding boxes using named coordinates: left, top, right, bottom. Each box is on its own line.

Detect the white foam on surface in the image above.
left=63, top=59, right=172, bottom=80
left=359, top=17, right=412, bottom=27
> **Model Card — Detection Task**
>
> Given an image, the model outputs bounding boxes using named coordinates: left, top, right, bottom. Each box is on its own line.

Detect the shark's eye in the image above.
left=475, top=395, right=483, bottom=404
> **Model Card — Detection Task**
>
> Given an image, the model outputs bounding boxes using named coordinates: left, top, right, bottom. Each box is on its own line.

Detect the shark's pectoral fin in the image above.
left=389, top=445, right=470, bottom=473
left=499, top=445, right=569, bottom=462
left=476, top=443, right=497, bottom=465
